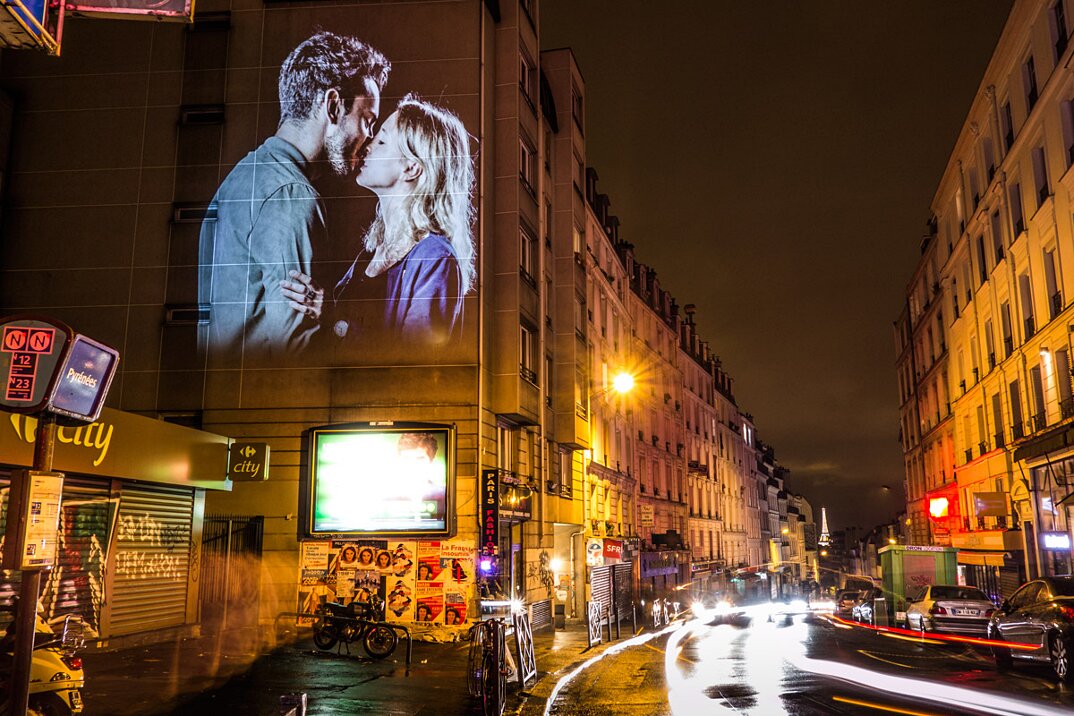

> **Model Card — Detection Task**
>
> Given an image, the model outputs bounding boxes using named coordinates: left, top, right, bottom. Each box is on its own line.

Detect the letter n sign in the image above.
left=481, top=469, right=499, bottom=556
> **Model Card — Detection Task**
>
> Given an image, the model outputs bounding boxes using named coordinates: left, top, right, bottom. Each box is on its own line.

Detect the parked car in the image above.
left=988, top=577, right=1074, bottom=683
left=852, top=587, right=885, bottom=625
left=905, top=585, right=995, bottom=636
left=835, top=589, right=861, bottom=617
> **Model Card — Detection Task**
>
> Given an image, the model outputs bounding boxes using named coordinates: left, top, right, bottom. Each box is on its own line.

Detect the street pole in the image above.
left=12, top=412, right=56, bottom=716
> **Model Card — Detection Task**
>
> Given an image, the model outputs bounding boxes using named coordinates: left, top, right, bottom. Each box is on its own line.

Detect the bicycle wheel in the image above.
left=467, top=625, right=484, bottom=698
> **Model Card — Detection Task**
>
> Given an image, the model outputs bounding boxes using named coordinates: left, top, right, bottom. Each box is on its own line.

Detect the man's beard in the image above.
left=324, top=130, right=353, bottom=177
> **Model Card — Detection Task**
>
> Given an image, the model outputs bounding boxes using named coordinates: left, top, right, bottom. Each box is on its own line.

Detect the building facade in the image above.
left=898, top=0, right=1074, bottom=600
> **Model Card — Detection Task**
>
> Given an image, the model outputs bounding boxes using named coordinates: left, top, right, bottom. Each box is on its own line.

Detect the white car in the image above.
left=906, top=584, right=995, bottom=636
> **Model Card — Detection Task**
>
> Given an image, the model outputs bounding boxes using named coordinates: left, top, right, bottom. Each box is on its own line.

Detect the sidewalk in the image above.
left=76, top=620, right=646, bottom=715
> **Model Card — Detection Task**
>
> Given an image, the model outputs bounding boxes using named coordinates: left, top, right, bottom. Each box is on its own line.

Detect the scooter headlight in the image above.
left=51, top=672, right=72, bottom=682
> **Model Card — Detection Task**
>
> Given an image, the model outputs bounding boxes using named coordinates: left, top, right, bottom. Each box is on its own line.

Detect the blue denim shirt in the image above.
left=200, top=137, right=323, bottom=360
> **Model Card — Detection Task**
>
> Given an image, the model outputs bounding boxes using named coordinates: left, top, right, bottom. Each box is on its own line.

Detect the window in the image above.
left=1045, top=248, right=1061, bottom=318
left=1024, top=55, right=1039, bottom=112
left=519, top=50, right=536, bottom=107
left=1010, top=182, right=1025, bottom=236
left=1057, top=349, right=1073, bottom=412
left=1010, top=378, right=1025, bottom=439
left=976, top=235, right=988, bottom=284
left=983, top=137, right=996, bottom=182
left=1002, top=101, right=1015, bottom=151
left=573, top=153, right=585, bottom=193
left=519, top=136, right=536, bottom=191
left=572, top=224, right=584, bottom=255
left=543, top=201, right=552, bottom=247
left=519, top=225, right=537, bottom=285
left=1031, top=365, right=1046, bottom=430
left=520, top=322, right=538, bottom=385
left=968, top=167, right=980, bottom=208
left=990, top=211, right=1004, bottom=263
left=1019, top=272, right=1035, bottom=339
left=1062, top=100, right=1074, bottom=167
left=1033, top=145, right=1050, bottom=205
left=985, top=319, right=996, bottom=369
left=1052, top=1, right=1069, bottom=61
left=571, top=82, right=583, bottom=131
left=544, top=126, right=553, bottom=174
left=992, top=392, right=1005, bottom=447
left=1001, top=301, right=1014, bottom=357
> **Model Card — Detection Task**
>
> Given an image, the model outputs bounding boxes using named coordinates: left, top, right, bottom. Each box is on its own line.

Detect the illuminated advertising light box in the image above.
left=65, top=0, right=193, bottom=21
left=1042, top=532, right=1072, bottom=550
left=306, top=424, right=454, bottom=538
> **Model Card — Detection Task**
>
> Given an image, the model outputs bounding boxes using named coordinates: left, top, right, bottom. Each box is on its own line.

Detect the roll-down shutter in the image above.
left=613, top=562, right=633, bottom=621
left=0, top=473, right=112, bottom=636
left=590, top=565, right=612, bottom=616
left=110, top=484, right=194, bottom=636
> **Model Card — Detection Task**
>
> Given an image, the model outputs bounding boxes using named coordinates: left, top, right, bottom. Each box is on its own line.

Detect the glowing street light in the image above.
left=612, top=371, right=635, bottom=394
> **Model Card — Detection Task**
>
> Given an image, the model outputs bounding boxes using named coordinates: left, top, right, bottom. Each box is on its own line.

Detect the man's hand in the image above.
left=280, top=270, right=325, bottom=321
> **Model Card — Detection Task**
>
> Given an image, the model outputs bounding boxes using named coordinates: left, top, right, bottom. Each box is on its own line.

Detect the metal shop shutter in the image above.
left=0, top=473, right=112, bottom=637
left=612, top=563, right=634, bottom=621
left=589, top=565, right=612, bottom=615
left=109, top=484, right=194, bottom=636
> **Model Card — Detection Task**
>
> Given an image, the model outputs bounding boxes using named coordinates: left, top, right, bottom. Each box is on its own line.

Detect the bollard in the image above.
left=279, top=693, right=307, bottom=716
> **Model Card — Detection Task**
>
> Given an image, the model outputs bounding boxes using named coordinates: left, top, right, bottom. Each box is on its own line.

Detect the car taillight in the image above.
left=930, top=605, right=947, bottom=615
left=61, top=655, right=82, bottom=670
left=1060, top=605, right=1074, bottom=622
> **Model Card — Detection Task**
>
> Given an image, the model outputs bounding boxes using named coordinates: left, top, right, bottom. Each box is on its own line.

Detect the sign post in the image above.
left=0, top=316, right=118, bottom=715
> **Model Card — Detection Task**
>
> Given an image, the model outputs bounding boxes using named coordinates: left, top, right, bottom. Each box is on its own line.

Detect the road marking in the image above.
left=833, top=695, right=939, bottom=716
left=856, top=650, right=914, bottom=669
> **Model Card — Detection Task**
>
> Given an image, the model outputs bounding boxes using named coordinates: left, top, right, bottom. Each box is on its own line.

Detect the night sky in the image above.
left=541, top=1, right=1013, bottom=531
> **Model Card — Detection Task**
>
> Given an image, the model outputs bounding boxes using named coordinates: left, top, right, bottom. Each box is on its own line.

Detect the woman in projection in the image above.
left=281, top=94, right=475, bottom=347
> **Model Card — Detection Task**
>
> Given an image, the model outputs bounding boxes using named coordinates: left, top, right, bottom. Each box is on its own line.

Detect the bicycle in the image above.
left=467, top=618, right=507, bottom=716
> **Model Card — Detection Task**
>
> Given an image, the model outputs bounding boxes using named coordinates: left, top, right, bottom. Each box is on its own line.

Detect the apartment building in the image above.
left=898, top=0, right=1074, bottom=598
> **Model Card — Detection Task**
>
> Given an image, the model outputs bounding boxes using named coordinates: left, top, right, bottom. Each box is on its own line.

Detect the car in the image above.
left=852, top=586, right=885, bottom=625
left=835, top=589, right=861, bottom=617
left=905, top=584, right=995, bottom=636
left=988, top=577, right=1074, bottom=683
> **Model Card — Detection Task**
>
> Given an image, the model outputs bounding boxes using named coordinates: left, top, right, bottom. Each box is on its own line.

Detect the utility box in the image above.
left=879, top=545, right=959, bottom=626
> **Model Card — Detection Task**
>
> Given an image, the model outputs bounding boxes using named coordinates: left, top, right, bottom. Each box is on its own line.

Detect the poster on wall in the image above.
left=197, top=1, right=481, bottom=371
left=299, top=537, right=474, bottom=626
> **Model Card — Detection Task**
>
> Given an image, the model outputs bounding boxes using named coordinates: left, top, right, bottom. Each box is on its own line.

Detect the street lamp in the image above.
left=612, top=371, right=635, bottom=395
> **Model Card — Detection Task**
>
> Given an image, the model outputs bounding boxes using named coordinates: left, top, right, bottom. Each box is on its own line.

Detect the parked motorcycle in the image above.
left=0, top=605, right=86, bottom=715
left=312, top=596, right=398, bottom=659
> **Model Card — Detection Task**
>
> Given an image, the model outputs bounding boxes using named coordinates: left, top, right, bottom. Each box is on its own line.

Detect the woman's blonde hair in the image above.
left=363, top=94, right=476, bottom=292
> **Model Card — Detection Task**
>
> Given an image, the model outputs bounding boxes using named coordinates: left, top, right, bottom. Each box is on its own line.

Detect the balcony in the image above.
left=994, top=431, right=1005, bottom=449
left=964, top=449, right=973, bottom=462
left=988, top=352, right=996, bottom=370
left=1024, top=316, right=1035, bottom=340
left=1004, top=336, right=1014, bottom=357
left=1052, top=292, right=1064, bottom=320
left=1032, top=412, right=1047, bottom=433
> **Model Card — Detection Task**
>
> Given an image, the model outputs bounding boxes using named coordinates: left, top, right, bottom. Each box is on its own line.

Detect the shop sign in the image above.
left=228, top=442, right=270, bottom=481
left=1042, top=532, right=1072, bottom=550
left=639, top=504, right=654, bottom=527
left=480, top=469, right=499, bottom=556
left=602, top=539, right=623, bottom=562
left=499, top=484, right=532, bottom=521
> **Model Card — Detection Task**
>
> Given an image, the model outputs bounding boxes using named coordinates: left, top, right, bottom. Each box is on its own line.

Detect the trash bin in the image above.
left=554, top=603, right=565, bottom=629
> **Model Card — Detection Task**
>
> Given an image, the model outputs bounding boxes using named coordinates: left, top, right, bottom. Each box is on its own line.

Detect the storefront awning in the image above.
left=957, top=551, right=1006, bottom=567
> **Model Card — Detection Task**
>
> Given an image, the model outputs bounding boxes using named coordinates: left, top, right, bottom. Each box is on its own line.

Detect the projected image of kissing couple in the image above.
left=202, top=30, right=476, bottom=361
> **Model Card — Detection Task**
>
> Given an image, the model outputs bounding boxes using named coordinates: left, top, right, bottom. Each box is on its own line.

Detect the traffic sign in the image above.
left=0, top=318, right=70, bottom=413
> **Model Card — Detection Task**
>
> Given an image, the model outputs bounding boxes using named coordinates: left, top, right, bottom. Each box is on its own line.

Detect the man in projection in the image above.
left=201, top=31, right=390, bottom=359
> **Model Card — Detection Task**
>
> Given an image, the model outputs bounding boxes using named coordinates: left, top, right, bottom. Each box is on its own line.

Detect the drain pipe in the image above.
left=568, top=529, right=585, bottom=619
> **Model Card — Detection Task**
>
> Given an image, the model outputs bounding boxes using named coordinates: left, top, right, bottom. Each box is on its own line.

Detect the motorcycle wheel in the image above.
left=27, top=693, right=65, bottom=716
left=313, top=621, right=339, bottom=651
left=363, top=625, right=398, bottom=659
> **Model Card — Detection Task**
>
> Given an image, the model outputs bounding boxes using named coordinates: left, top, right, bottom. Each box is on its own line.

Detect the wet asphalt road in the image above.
left=546, top=608, right=1074, bottom=716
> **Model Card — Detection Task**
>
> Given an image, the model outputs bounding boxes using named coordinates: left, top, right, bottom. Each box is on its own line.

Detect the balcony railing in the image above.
left=988, top=352, right=996, bottom=370
left=994, top=431, right=1005, bottom=449
left=1052, top=291, right=1064, bottom=319
left=1032, top=412, right=1047, bottom=432
left=1062, top=398, right=1074, bottom=420
left=964, top=449, right=973, bottom=462
left=1024, top=316, right=1035, bottom=340
left=1013, top=423, right=1025, bottom=440
left=1004, top=336, right=1014, bottom=357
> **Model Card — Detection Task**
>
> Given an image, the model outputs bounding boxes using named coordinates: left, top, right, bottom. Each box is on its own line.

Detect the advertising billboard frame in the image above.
left=303, top=421, right=456, bottom=540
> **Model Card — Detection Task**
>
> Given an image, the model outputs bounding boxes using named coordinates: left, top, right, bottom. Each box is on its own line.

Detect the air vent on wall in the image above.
left=180, top=104, right=225, bottom=126
left=165, top=304, right=210, bottom=326
left=172, top=203, right=216, bottom=224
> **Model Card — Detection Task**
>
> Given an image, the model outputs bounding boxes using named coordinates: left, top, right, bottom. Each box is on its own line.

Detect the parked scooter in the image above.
left=312, top=595, right=398, bottom=659
left=0, top=604, right=86, bottom=715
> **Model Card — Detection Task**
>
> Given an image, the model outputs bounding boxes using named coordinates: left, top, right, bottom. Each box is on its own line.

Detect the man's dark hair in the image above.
left=397, top=432, right=438, bottom=460
left=278, top=31, right=390, bottom=123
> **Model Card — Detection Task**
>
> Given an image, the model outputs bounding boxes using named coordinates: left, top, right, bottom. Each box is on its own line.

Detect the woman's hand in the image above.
left=280, top=270, right=324, bottom=321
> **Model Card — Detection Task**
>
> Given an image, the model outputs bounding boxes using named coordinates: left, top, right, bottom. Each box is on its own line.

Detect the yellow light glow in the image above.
left=612, top=371, right=635, bottom=394
left=928, top=496, right=949, bottom=518
left=888, top=538, right=897, bottom=544
left=781, top=527, right=789, bottom=535
left=550, top=558, right=563, bottom=573
left=820, top=550, right=828, bottom=556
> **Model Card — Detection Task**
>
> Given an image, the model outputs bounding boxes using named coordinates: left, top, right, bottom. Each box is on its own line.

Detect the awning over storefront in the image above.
left=1013, top=424, right=1074, bottom=463
left=1, top=408, right=231, bottom=490
left=957, top=551, right=1006, bottom=567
